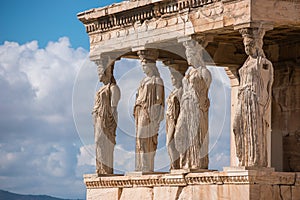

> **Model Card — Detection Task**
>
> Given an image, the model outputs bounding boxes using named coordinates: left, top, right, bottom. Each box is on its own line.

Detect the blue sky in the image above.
left=0, top=0, right=231, bottom=199
left=0, top=0, right=122, bottom=50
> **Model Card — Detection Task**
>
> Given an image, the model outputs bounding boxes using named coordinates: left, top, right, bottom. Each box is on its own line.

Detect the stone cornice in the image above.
left=78, top=0, right=221, bottom=34
left=84, top=171, right=297, bottom=189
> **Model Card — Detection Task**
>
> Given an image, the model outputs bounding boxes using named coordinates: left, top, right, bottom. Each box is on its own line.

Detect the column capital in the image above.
left=162, top=59, right=188, bottom=75
left=239, top=27, right=266, bottom=41
left=137, top=49, right=159, bottom=63
left=91, top=54, right=117, bottom=82
left=178, top=34, right=213, bottom=48
left=132, top=45, right=146, bottom=52
left=181, top=38, right=208, bottom=68
left=234, top=22, right=273, bottom=32
left=93, top=55, right=112, bottom=69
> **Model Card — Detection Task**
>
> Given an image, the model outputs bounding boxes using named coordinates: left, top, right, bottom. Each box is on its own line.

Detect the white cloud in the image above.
left=114, top=145, right=135, bottom=173
left=77, top=144, right=95, bottom=167
left=0, top=38, right=89, bottom=199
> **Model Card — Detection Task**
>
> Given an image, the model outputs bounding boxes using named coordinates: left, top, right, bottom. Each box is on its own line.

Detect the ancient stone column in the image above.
left=92, top=56, right=121, bottom=175
left=233, top=27, right=274, bottom=167
left=163, top=60, right=187, bottom=170
left=175, top=38, right=212, bottom=169
left=134, top=49, right=165, bottom=172
left=224, top=65, right=240, bottom=167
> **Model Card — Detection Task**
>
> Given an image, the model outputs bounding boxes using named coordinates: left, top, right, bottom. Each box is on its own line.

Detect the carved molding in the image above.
left=81, top=0, right=220, bottom=34
left=185, top=175, right=249, bottom=185
left=84, top=171, right=297, bottom=189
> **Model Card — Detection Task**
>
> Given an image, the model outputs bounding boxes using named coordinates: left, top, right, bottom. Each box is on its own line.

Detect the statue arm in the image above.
left=110, top=84, right=121, bottom=107
left=174, top=96, right=180, bottom=121
left=265, top=61, right=274, bottom=110
left=257, top=58, right=273, bottom=110
left=92, top=91, right=100, bottom=124
left=156, top=78, right=164, bottom=105
left=110, top=84, right=121, bottom=119
left=202, top=68, right=212, bottom=88
left=155, top=78, right=165, bottom=121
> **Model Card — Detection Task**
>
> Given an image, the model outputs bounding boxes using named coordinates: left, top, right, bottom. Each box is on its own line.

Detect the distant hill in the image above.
left=0, top=190, right=83, bottom=200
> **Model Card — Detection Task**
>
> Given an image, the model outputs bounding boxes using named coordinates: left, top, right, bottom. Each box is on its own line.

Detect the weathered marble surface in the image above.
left=87, top=188, right=120, bottom=200
left=78, top=0, right=300, bottom=60
left=174, top=38, right=211, bottom=170
left=165, top=66, right=184, bottom=170
left=134, top=49, right=165, bottom=172
left=92, top=62, right=120, bottom=175
left=233, top=28, right=273, bottom=167
left=84, top=171, right=300, bottom=200
left=272, top=63, right=300, bottom=172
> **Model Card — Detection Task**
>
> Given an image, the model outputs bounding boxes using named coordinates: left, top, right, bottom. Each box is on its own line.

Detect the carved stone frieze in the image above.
left=84, top=171, right=298, bottom=189
left=79, top=0, right=219, bottom=34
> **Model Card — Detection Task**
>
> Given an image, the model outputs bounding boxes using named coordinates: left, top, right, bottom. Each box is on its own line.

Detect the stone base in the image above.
left=84, top=171, right=300, bottom=200
left=125, top=171, right=167, bottom=176
left=223, top=166, right=275, bottom=172
left=170, top=168, right=214, bottom=174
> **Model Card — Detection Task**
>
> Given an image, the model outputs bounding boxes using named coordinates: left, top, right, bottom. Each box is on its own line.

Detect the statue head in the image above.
left=163, top=59, right=185, bottom=88
left=138, top=49, right=160, bottom=77
left=183, top=39, right=204, bottom=68
left=98, top=63, right=116, bottom=85
left=240, top=28, right=265, bottom=58
left=169, top=67, right=183, bottom=89
left=243, top=37, right=257, bottom=57
left=141, top=59, right=160, bottom=77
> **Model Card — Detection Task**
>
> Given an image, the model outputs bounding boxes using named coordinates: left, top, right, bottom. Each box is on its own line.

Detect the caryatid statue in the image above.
left=92, top=59, right=121, bottom=175
left=134, top=50, right=165, bottom=172
left=233, top=28, right=273, bottom=167
left=164, top=61, right=187, bottom=170
left=174, top=38, right=212, bottom=169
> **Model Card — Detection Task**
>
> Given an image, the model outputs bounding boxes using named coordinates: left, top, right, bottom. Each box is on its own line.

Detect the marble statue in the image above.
left=174, top=39, right=212, bottom=169
left=233, top=28, right=274, bottom=167
left=134, top=50, right=165, bottom=172
left=92, top=62, right=121, bottom=175
left=165, top=65, right=184, bottom=170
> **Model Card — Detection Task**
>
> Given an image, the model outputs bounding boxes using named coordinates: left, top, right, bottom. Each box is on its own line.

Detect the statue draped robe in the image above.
left=166, top=88, right=181, bottom=169
left=93, top=83, right=118, bottom=174
left=134, top=76, right=164, bottom=172
left=233, top=56, right=273, bottom=167
left=174, top=68, right=210, bottom=169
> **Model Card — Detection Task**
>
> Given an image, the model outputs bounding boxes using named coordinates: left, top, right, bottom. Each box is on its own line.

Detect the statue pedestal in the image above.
left=84, top=171, right=300, bottom=200
left=223, top=166, right=275, bottom=172
left=125, top=171, right=167, bottom=176
left=170, top=168, right=215, bottom=174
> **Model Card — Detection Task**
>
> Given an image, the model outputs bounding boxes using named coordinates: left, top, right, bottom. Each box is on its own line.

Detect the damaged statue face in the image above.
left=98, top=67, right=110, bottom=84
left=243, top=37, right=256, bottom=57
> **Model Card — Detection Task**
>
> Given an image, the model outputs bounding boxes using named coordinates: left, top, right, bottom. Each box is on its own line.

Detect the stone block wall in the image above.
left=272, top=61, right=300, bottom=172
left=84, top=171, right=300, bottom=200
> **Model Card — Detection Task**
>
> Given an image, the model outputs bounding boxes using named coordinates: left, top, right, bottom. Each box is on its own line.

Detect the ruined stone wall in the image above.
left=272, top=41, right=300, bottom=171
